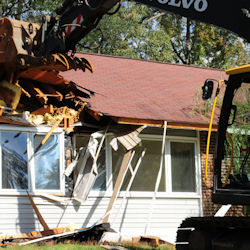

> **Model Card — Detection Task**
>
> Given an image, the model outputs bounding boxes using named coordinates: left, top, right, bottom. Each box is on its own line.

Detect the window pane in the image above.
left=112, top=140, right=165, bottom=192
left=34, top=134, right=60, bottom=190
left=75, top=136, right=106, bottom=192
left=1, top=132, right=28, bottom=189
left=171, top=142, right=196, bottom=192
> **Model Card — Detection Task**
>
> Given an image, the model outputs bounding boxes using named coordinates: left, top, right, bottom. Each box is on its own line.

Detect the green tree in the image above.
left=79, top=2, right=173, bottom=62
left=81, top=3, right=249, bottom=68
left=158, top=13, right=249, bottom=68
left=0, top=0, right=60, bottom=21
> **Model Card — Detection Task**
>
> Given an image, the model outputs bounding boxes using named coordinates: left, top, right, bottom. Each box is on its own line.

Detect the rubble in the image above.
left=0, top=223, right=114, bottom=247
left=19, top=223, right=115, bottom=246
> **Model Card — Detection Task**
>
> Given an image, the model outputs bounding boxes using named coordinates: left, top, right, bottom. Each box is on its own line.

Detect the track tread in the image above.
left=176, top=216, right=250, bottom=250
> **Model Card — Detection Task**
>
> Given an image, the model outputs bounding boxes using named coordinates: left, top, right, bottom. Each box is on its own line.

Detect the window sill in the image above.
left=0, top=190, right=65, bottom=196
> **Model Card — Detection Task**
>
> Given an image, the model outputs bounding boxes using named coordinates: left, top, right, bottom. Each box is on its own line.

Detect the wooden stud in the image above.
left=41, top=117, right=63, bottom=146
left=41, top=84, right=63, bottom=102
left=34, top=87, right=48, bottom=104
left=65, top=91, right=75, bottom=99
left=22, top=81, right=48, bottom=104
left=50, top=104, right=54, bottom=114
left=15, top=82, right=31, bottom=98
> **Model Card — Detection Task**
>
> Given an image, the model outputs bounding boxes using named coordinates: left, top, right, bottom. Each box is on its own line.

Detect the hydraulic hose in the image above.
left=205, top=80, right=224, bottom=187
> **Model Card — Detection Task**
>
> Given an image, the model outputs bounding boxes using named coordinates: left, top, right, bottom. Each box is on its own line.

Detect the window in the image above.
left=112, top=139, right=165, bottom=192
left=34, top=134, right=60, bottom=190
left=111, top=134, right=199, bottom=195
left=170, top=141, right=196, bottom=192
left=1, top=132, right=28, bottom=189
left=0, top=126, right=64, bottom=193
left=75, top=129, right=200, bottom=196
left=74, top=134, right=107, bottom=192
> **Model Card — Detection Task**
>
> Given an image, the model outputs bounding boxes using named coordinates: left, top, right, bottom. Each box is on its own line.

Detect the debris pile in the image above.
left=0, top=223, right=114, bottom=247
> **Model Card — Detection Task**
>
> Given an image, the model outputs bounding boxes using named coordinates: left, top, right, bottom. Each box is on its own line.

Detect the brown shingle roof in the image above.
left=61, top=53, right=226, bottom=125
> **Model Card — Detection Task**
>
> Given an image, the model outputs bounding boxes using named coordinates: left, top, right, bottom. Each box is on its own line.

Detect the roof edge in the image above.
left=111, top=116, right=218, bottom=131
left=74, top=51, right=225, bottom=73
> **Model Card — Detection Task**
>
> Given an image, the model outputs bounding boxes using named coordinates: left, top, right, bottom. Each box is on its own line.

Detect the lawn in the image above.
left=5, top=243, right=175, bottom=250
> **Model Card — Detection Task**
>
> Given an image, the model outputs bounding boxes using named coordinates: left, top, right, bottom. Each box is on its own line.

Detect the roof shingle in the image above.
left=61, top=53, right=226, bottom=125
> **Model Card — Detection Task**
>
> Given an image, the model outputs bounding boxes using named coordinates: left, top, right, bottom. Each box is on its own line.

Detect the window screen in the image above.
left=171, top=141, right=196, bottom=192
left=112, top=140, right=165, bottom=192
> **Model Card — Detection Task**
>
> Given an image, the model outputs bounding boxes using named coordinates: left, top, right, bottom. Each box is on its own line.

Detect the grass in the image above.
left=4, top=243, right=175, bottom=250
left=5, top=244, right=104, bottom=250
left=123, top=243, right=175, bottom=250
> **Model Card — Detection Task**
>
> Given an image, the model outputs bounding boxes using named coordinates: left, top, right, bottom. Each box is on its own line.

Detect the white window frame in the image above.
left=88, top=132, right=202, bottom=199
left=73, top=131, right=202, bottom=199
left=166, top=136, right=201, bottom=196
left=0, top=124, right=65, bottom=195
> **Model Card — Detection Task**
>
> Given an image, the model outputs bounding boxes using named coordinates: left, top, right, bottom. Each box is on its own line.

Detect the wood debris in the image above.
left=16, top=223, right=114, bottom=246
left=137, top=235, right=173, bottom=247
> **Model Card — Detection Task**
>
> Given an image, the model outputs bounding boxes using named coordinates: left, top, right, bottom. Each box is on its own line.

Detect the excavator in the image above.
left=0, top=0, right=249, bottom=249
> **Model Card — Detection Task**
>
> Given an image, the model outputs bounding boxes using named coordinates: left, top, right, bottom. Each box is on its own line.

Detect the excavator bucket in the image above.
left=0, top=17, right=93, bottom=73
left=0, top=18, right=40, bottom=66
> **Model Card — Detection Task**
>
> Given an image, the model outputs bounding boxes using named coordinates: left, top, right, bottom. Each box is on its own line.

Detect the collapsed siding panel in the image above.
left=0, top=195, right=200, bottom=243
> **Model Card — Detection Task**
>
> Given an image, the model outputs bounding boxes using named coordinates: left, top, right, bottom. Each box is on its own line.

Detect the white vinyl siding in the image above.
left=0, top=195, right=200, bottom=243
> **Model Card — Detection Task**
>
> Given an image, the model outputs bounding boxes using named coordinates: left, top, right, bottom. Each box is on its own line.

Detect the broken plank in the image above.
left=26, top=191, right=50, bottom=231
left=19, top=223, right=114, bottom=246
left=31, top=105, right=52, bottom=115
left=103, top=150, right=132, bottom=223
left=35, top=117, right=64, bottom=153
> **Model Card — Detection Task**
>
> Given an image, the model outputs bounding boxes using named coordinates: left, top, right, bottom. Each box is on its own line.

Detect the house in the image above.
left=0, top=52, right=238, bottom=244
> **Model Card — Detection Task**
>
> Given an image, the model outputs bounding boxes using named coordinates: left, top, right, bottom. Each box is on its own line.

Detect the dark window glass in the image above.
left=171, top=142, right=196, bottom=192
left=112, top=140, right=165, bottom=192
left=1, top=132, right=28, bottom=189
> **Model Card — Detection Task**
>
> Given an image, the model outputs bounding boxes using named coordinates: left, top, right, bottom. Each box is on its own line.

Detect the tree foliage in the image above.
left=158, top=13, right=249, bottom=68
left=0, top=0, right=60, bottom=21
left=79, top=2, right=173, bottom=62
left=81, top=2, right=249, bottom=69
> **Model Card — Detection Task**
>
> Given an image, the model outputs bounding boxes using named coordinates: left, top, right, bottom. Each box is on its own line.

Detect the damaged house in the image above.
left=0, top=52, right=227, bottom=244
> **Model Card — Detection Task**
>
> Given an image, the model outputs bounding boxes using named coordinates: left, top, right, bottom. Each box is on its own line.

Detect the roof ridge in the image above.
left=75, top=51, right=224, bottom=72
